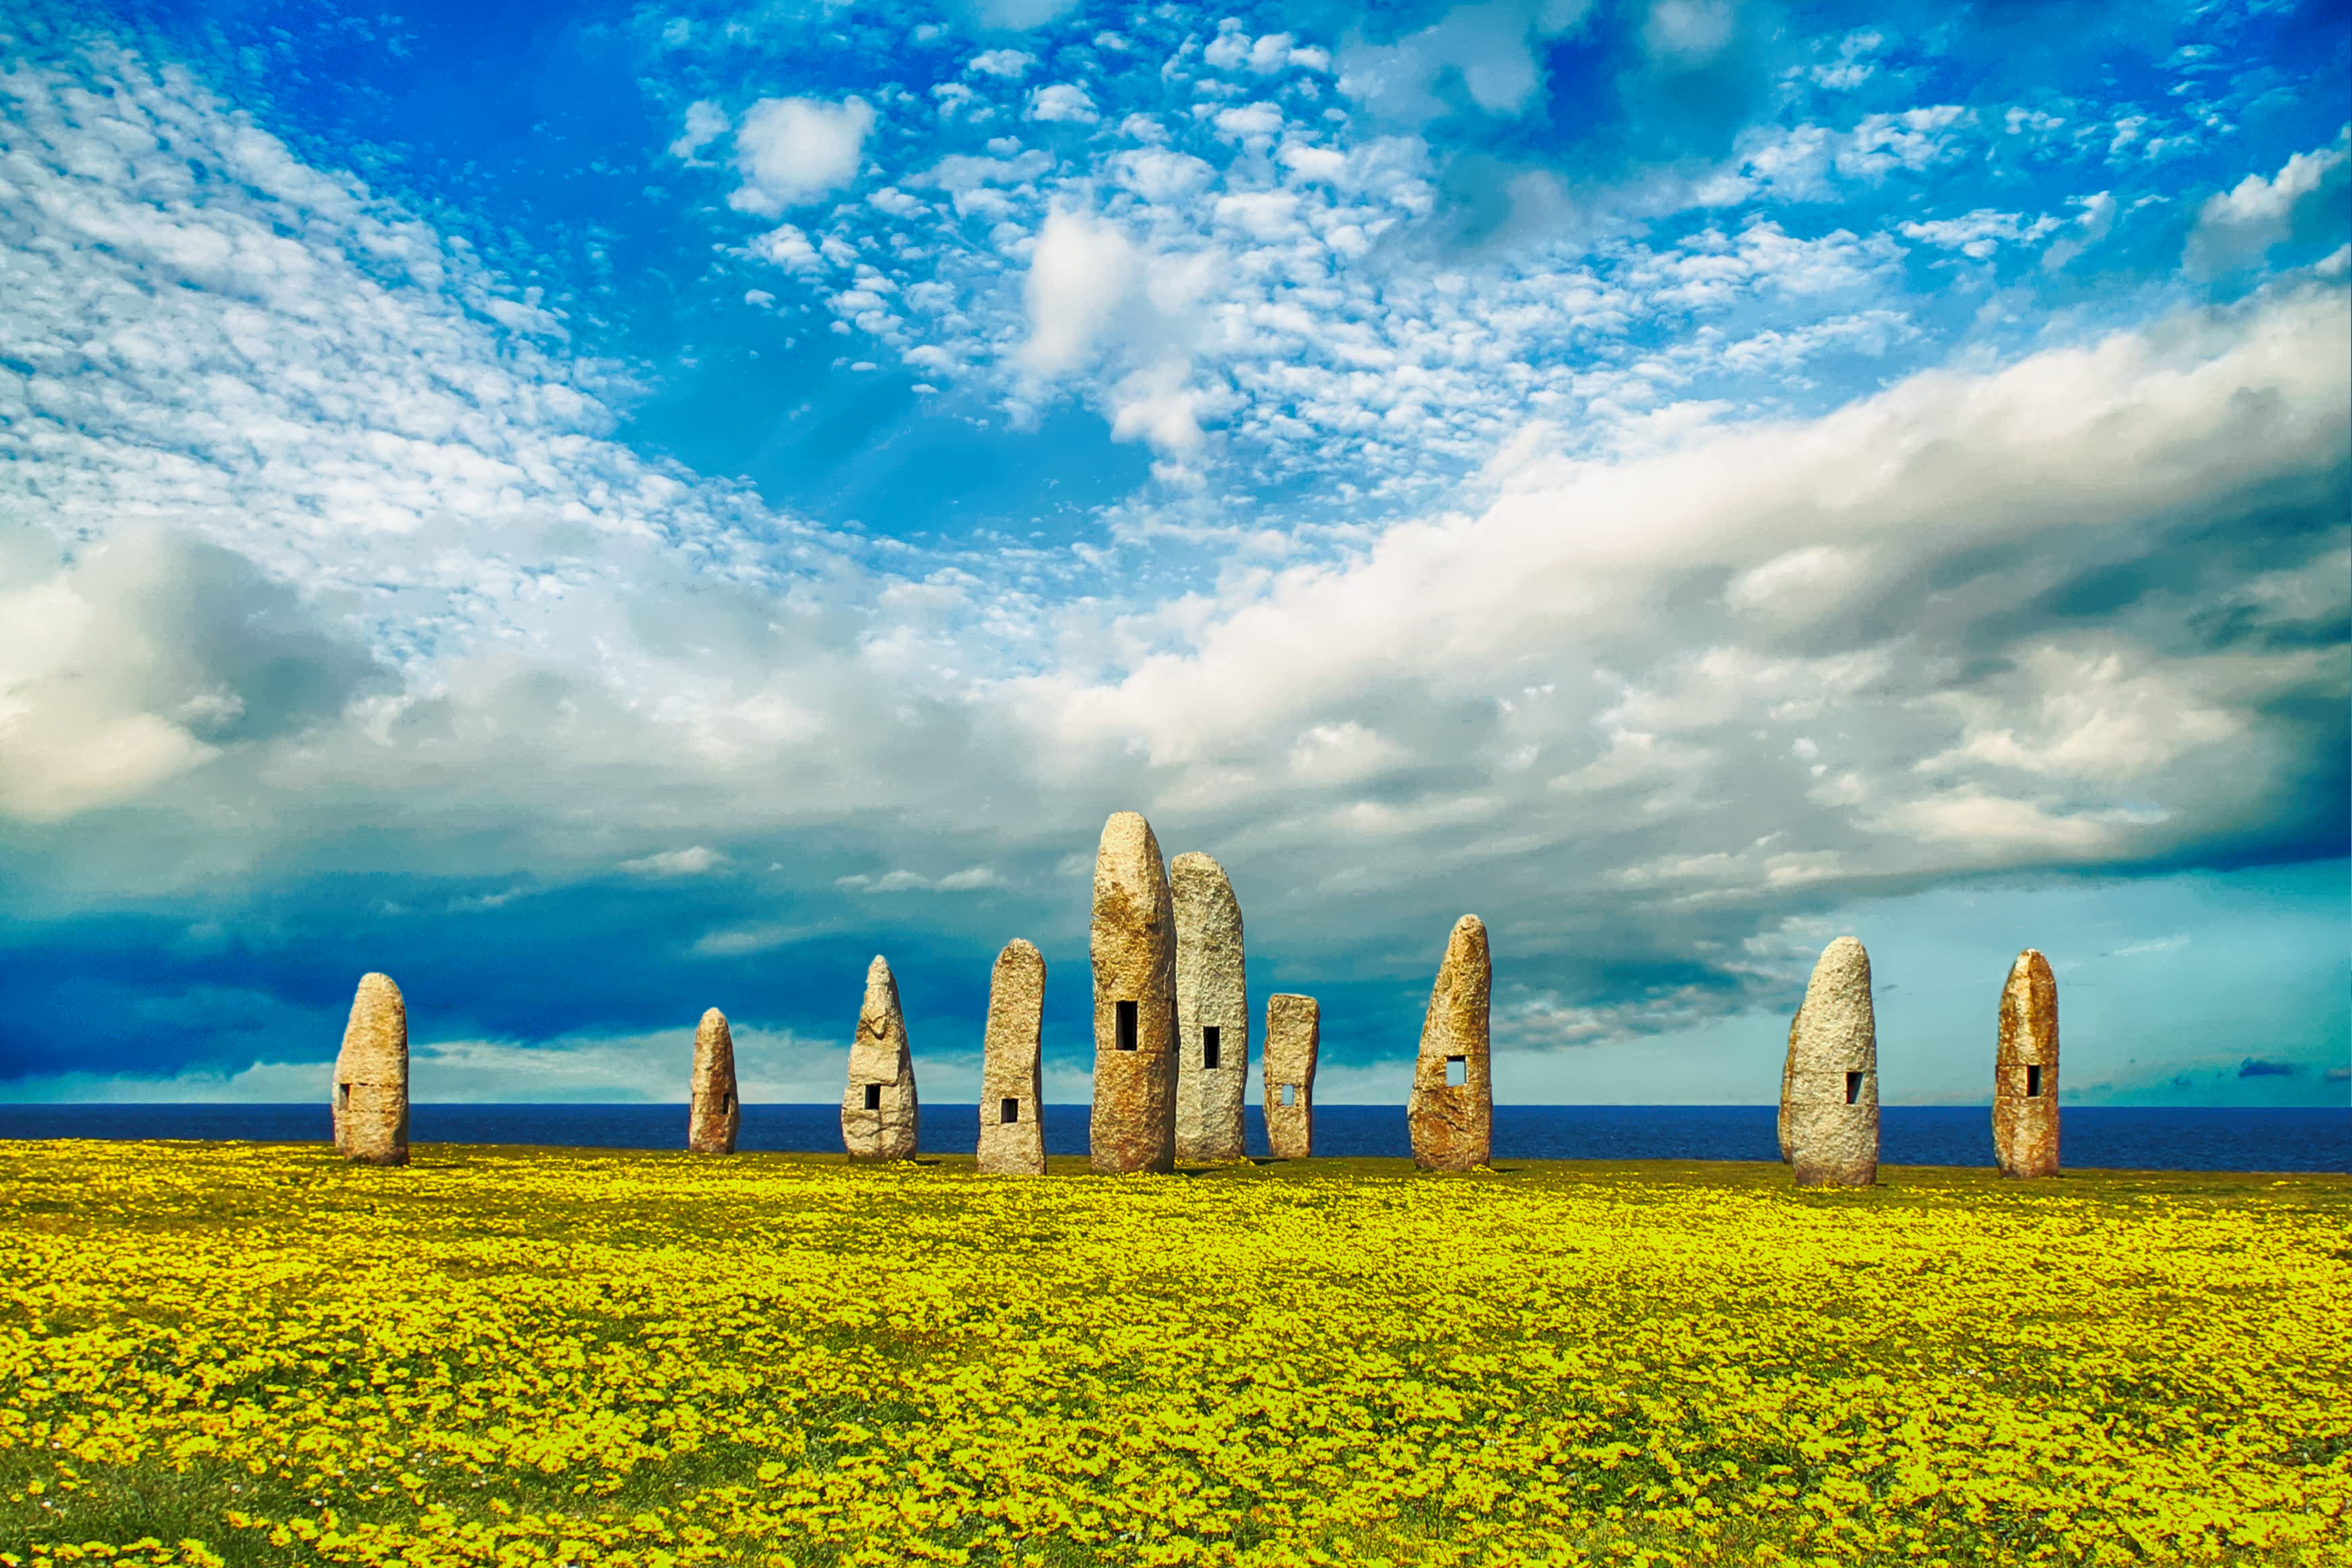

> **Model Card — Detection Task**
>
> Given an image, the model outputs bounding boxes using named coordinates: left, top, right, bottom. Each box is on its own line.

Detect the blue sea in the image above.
left=0, top=1103, right=2342, bottom=1172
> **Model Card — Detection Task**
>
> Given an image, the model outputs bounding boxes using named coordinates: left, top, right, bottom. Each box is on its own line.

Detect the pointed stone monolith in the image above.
left=1993, top=949, right=2060, bottom=1178
left=1173, top=852, right=1248, bottom=1163
left=1263, top=993, right=1319, bottom=1160
left=1407, top=915, right=1491, bottom=1171
left=1784, top=936, right=1877, bottom=1187
left=1090, top=811, right=1178, bottom=1174
left=842, top=956, right=919, bottom=1161
left=687, top=1008, right=740, bottom=1154
left=978, top=939, right=1047, bottom=1176
left=332, top=972, right=408, bottom=1166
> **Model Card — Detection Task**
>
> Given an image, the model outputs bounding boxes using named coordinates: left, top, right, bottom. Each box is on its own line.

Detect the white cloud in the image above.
left=967, top=49, right=1036, bottom=79
left=729, top=95, right=876, bottom=215
left=620, top=845, right=728, bottom=877
left=668, top=99, right=729, bottom=162
left=1019, top=209, right=1136, bottom=374
left=1027, top=83, right=1099, bottom=124
left=2184, top=129, right=2351, bottom=274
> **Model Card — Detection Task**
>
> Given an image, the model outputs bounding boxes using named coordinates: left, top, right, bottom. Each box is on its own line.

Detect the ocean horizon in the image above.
left=2, top=1102, right=2343, bottom=1173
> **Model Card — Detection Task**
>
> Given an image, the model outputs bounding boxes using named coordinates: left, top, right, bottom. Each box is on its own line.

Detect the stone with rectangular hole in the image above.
left=1262, top=993, right=1319, bottom=1160
left=1408, top=915, right=1491, bottom=1171
left=842, top=955, right=919, bottom=1161
left=687, top=1007, right=739, bottom=1154
left=1090, top=811, right=1177, bottom=1173
left=332, top=971, right=408, bottom=1166
left=978, top=938, right=1047, bottom=1176
left=1993, top=948, right=2060, bottom=1178
left=1173, top=851, right=1248, bottom=1163
left=1782, top=936, right=1878, bottom=1187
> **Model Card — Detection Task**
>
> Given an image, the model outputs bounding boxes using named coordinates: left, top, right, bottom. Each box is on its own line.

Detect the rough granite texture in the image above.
left=1172, top=852, right=1249, bottom=1163
left=1262, top=993, right=1319, bottom=1161
left=687, top=1008, right=739, bottom=1155
left=842, top=956, right=920, bottom=1161
left=1993, top=948, right=2060, bottom=1179
left=1407, top=915, right=1491, bottom=1171
left=1784, top=936, right=1878, bottom=1187
left=1090, top=811, right=1178, bottom=1174
left=978, top=939, right=1048, bottom=1176
left=332, top=972, right=408, bottom=1166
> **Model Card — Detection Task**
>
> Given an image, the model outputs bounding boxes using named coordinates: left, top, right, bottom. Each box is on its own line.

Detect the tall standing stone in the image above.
left=1263, top=993, right=1319, bottom=1160
left=332, top=972, right=408, bottom=1166
left=978, top=939, right=1048, bottom=1176
left=1783, top=936, right=1878, bottom=1187
left=842, top=956, right=919, bottom=1161
left=1172, top=852, right=1248, bottom=1163
left=1090, top=811, right=1178, bottom=1174
left=1993, top=948, right=2060, bottom=1178
left=1407, top=915, right=1491, bottom=1171
left=687, top=1008, right=740, bottom=1154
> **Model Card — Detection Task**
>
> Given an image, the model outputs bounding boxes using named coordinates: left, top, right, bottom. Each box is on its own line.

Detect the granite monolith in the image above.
left=978, top=939, right=1047, bottom=1176
left=687, top=1008, right=740, bottom=1154
left=1407, top=915, right=1491, bottom=1171
left=1993, top=948, right=2060, bottom=1178
left=1263, top=993, right=1319, bottom=1161
left=843, top=956, right=919, bottom=1161
left=1783, top=936, right=1877, bottom=1186
left=1173, top=852, right=1248, bottom=1163
left=332, top=972, right=408, bottom=1166
left=1090, top=811, right=1178, bottom=1174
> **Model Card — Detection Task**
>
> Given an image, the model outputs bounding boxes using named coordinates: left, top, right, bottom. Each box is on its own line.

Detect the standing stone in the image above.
left=687, top=1008, right=740, bottom=1155
left=1993, top=949, right=2060, bottom=1178
left=842, top=956, right=919, bottom=1161
left=1407, top=915, right=1491, bottom=1171
left=1262, top=993, right=1319, bottom=1160
left=332, top=972, right=408, bottom=1166
left=1784, top=936, right=1878, bottom=1187
left=1090, top=811, right=1178, bottom=1174
left=1172, top=852, right=1248, bottom=1163
left=977, top=939, right=1048, bottom=1176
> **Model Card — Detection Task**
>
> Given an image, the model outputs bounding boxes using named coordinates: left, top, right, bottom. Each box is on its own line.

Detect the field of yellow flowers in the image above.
left=0, top=1141, right=2346, bottom=1568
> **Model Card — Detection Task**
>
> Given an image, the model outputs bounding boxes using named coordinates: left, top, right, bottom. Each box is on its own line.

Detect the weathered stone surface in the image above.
left=1783, top=936, right=1877, bottom=1187
left=1090, top=811, right=1178, bottom=1174
left=978, top=939, right=1047, bottom=1176
left=687, top=1008, right=739, bottom=1155
left=1262, top=993, right=1319, bottom=1161
left=1993, top=948, right=2060, bottom=1179
left=1172, top=852, right=1248, bottom=1163
left=1407, top=915, right=1491, bottom=1171
left=1777, top=1016, right=1797, bottom=1164
left=842, top=956, right=919, bottom=1161
left=332, top=972, right=408, bottom=1166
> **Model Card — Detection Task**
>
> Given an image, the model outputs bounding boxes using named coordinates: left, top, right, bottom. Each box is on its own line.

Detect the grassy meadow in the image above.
left=0, top=1140, right=2345, bottom=1568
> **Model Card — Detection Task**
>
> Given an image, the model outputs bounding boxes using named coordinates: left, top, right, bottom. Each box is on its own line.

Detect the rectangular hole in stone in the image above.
left=1000, top=1097, right=1019, bottom=1125
left=1278, top=1083, right=1295, bottom=1107
left=1446, top=1055, right=1466, bottom=1088
left=2026, top=1064, right=2043, bottom=1098
left=1115, top=999, right=1137, bottom=1051
left=338, top=1083, right=350, bottom=1109
left=864, top=1083, right=882, bottom=1111
left=1202, top=1025, right=1221, bottom=1069
left=720, top=1093, right=732, bottom=1114
left=1845, top=1071, right=1863, bottom=1105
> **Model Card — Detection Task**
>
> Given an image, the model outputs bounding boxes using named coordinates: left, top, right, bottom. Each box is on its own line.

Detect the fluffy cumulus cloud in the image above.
left=0, top=4, right=2346, bottom=1104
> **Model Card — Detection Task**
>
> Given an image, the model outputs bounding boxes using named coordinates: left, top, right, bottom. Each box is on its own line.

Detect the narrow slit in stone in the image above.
left=338, top=1083, right=350, bottom=1109
left=864, top=1082, right=882, bottom=1111
left=1845, top=1071, right=1862, bottom=1105
left=1000, top=1097, right=1019, bottom=1124
left=2026, top=1064, right=2042, bottom=1098
left=1202, top=1025, right=1221, bottom=1069
left=1278, top=1083, right=1295, bottom=1107
left=1115, top=999, right=1137, bottom=1051
left=1445, top=1055, right=1466, bottom=1088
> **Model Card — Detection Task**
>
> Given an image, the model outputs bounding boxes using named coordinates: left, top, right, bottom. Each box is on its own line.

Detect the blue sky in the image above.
left=0, top=0, right=2345, bottom=1107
